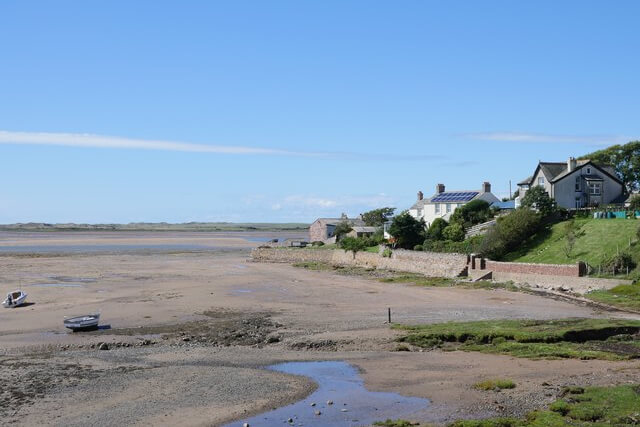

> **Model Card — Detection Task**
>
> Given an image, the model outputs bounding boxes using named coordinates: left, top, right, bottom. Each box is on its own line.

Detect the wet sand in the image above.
left=1, top=232, right=639, bottom=426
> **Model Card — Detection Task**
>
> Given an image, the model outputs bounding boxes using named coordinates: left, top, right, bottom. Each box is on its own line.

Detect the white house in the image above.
left=515, top=157, right=625, bottom=209
left=409, top=182, right=500, bottom=228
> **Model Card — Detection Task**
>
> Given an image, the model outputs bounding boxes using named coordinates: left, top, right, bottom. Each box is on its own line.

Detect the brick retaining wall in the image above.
left=484, top=260, right=586, bottom=277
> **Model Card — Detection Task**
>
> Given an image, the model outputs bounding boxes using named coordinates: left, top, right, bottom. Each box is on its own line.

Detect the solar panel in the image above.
left=431, top=191, right=478, bottom=203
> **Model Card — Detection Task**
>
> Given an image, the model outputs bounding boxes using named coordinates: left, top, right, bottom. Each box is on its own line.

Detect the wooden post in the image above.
left=388, top=307, right=391, bottom=324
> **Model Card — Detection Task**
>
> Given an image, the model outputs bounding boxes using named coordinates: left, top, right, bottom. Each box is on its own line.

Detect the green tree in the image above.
left=580, top=141, right=640, bottom=193
left=563, top=220, right=577, bottom=258
left=442, top=223, right=465, bottom=242
left=629, top=195, right=640, bottom=211
left=520, top=186, right=556, bottom=218
left=339, top=236, right=368, bottom=254
left=361, top=207, right=395, bottom=227
left=479, top=208, right=542, bottom=259
left=425, top=218, right=448, bottom=241
left=333, top=221, right=353, bottom=241
left=388, top=211, right=426, bottom=249
left=449, top=199, right=492, bottom=228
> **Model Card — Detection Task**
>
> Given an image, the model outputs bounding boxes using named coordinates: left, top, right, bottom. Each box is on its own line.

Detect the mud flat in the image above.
left=1, top=232, right=639, bottom=426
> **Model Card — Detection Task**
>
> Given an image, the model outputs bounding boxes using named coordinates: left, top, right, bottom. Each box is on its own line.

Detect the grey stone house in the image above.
left=308, top=215, right=365, bottom=243
left=516, top=157, right=624, bottom=209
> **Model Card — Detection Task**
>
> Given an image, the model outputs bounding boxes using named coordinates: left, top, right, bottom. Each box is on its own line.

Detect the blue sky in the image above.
left=1, top=1, right=639, bottom=223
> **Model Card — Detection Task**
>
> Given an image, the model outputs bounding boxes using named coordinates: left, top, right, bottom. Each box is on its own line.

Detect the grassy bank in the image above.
left=449, top=384, right=640, bottom=426
left=585, top=283, right=640, bottom=311
left=502, top=218, right=639, bottom=268
left=396, top=318, right=640, bottom=360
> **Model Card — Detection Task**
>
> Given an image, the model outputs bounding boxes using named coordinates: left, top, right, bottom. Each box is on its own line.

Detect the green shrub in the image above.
left=629, top=194, right=640, bottom=211
left=443, top=223, right=465, bottom=242
left=311, top=241, right=324, bottom=247
left=520, top=186, right=556, bottom=217
left=479, top=209, right=542, bottom=259
left=388, top=211, right=426, bottom=249
left=413, top=244, right=423, bottom=251
left=473, top=379, right=516, bottom=391
left=425, top=218, right=448, bottom=241
left=382, top=248, right=392, bottom=258
left=339, top=236, right=368, bottom=253
left=450, top=199, right=492, bottom=228
left=601, top=251, right=636, bottom=274
left=549, top=400, right=570, bottom=415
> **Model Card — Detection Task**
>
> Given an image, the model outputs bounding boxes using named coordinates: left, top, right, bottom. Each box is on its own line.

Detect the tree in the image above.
left=580, top=141, right=640, bottom=193
left=629, top=195, right=640, bottom=211
left=520, top=186, right=556, bottom=218
left=388, top=211, right=426, bottom=249
left=339, top=236, right=368, bottom=254
left=425, top=218, right=448, bottom=241
left=563, top=220, right=577, bottom=258
left=449, top=199, right=492, bottom=228
left=333, top=221, right=353, bottom=241
left=361, top=207, right=395, bottom=227
left=479, top=208, right=542, bottom=259
left=442, top=223, right=465, bottom=242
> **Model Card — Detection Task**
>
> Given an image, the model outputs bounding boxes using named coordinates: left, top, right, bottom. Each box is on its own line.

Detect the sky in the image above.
left=1, top=1, right=639, bottom=223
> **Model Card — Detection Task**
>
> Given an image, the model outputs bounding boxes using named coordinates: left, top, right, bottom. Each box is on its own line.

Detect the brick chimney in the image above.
left=482, top=182, right=491, bottom=193
left=417, top=191, right=424, bottom=201
left=568, top=157, right=577, bottom=172
left=436, top=183, right=445, bottom=194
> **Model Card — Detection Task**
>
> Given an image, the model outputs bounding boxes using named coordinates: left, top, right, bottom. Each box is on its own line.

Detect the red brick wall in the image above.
left=484, top=260, right=584, bottom=277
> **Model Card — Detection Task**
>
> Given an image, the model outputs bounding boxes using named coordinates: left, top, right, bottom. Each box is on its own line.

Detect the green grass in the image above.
left=379, top=275, right=521, bottom=292
left=474, top=379, right=516, bottom=391
left=585, top=283, right=640, bottom=311
left=448, top=384, right=640, bottom=426
left=395, top=318, right=640, bottom=360
left=503, top=218, right=639, bottom=267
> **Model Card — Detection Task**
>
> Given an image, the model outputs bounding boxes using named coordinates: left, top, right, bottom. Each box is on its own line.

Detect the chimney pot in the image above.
left=417, top=191, right=424, bottom=201
left=568, top=157, right=577, bottom=172
left=436, top=184, right=445, bottom=194
left=482, top=182, right=491, bottom=193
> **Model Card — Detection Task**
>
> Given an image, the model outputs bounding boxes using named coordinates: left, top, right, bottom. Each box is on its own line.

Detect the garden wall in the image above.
left=484, top=260, right=586, bottom=277
left=250, top=247, right=469, bottom=278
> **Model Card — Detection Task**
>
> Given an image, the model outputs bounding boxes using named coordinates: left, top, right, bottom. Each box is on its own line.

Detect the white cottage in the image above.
left=409, top=182, right=500, bottom=228
left=515, top=158, right=624, bottom=209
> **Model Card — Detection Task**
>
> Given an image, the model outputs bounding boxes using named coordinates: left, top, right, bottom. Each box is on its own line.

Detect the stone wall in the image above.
left=250, top=247, right=469, bottom=278
left=484, top=260, right=585, bottom=277
left=491, top=271, right=632, bottom=294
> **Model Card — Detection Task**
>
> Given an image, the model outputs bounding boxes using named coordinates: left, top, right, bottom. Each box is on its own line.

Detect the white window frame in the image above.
left=575, top=176, right=581, bottom=191
left=588, top=182, right=601, bottom=195
left=435, top=204, right=440, bottom=214
left=446, top=203, right=451, bottom=213
left=538, top=177, right=545, bottom=186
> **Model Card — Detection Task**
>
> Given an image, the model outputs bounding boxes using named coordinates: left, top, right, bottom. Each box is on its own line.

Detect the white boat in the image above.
left=3, top=290, right=27, bottom=308
left=64, top=313, right=100, bottom=331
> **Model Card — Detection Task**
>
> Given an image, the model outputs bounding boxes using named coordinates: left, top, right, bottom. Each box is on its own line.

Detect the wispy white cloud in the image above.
left=0, top=130, right=452, bottom=162
left=0, top=130, right=325, bottom=157
left=464, top=132, right=633, bottom=145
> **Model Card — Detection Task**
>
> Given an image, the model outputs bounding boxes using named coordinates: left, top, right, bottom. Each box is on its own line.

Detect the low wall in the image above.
left=491, top=271, right=632, bottom=294
left=485, top=260, right=585, bottom=277
left=250, top=247, right=469, bottom=278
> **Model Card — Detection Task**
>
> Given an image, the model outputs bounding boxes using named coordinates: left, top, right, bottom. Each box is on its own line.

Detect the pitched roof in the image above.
left=517, top=176, right=533, bottom=186
left=539, top=162, right=568, bottom=180
left=351, top=226, right=378, bottom=233
left=312, top=217, right=365, bottom=226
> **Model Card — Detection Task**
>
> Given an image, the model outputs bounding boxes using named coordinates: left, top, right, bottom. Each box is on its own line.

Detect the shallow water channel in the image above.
left=226, top=361, right=429, bottom=427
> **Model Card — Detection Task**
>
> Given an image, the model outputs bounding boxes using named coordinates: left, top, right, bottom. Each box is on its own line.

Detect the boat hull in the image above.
left=2, top=291, right=27, bottom=308
left=64, top=314, right=100, bottom=331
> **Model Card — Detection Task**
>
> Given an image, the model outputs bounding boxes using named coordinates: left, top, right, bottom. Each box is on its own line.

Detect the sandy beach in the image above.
left=1, top=232, right=639, bottom=426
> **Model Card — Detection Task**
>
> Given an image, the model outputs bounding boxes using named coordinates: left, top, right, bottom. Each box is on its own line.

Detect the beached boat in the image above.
left=64, top=313, right=100, bottom=331
left=3, top=290, right=27, bottom=308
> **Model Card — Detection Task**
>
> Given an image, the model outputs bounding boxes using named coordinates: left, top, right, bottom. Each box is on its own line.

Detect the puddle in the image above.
left=226, top=361, right=429, bottom=427
left=28, top=283, right=85, bottom=288
left=231, top=289, right=254, bottom=295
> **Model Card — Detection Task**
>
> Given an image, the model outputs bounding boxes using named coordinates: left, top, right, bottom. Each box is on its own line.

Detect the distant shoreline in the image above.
left=0, top=222, right=309, bottom=232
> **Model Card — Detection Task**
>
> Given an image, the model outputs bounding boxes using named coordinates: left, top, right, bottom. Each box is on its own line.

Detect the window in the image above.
left=521, top=185, right=529, bottom=190
left=446, top=203, right=451, bottom=213
left=538, top=177, right=545, bottom=186
left=575, top=176, right=581, bottom=191
left=588, top=182, right=601, bottom=195
left=586, top=167, right=591, bottom=174
left=435, top=204, right=440, bottom=214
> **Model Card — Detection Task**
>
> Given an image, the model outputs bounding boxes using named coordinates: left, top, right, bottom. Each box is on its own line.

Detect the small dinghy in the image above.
left=64, top=313, right=100, bottom=331
left=3, top=290, right=27, bottom=308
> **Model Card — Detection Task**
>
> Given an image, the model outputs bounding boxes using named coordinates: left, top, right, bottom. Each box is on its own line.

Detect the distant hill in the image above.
left=0, top=222, right=309, bottom=232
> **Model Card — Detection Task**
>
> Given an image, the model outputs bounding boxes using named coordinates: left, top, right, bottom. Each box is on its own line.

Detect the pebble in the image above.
left=314, top=410, right=321, bottom=415
left=310, top=402, right=316, bottom=407
left=98, top=342, right=109, bottom=351
left=287, top=418, right=293, bottom=423
left=243, top=423, right=249, bottom=427
left=340, top=408, right=348, bottom=412
left=326, top=400, right=333, bottom=405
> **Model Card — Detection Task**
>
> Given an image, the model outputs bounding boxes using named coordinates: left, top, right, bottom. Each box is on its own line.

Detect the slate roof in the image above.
left=518, top=159, right=623, bottom=186
left=313, top=217, right=365, bottom=227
